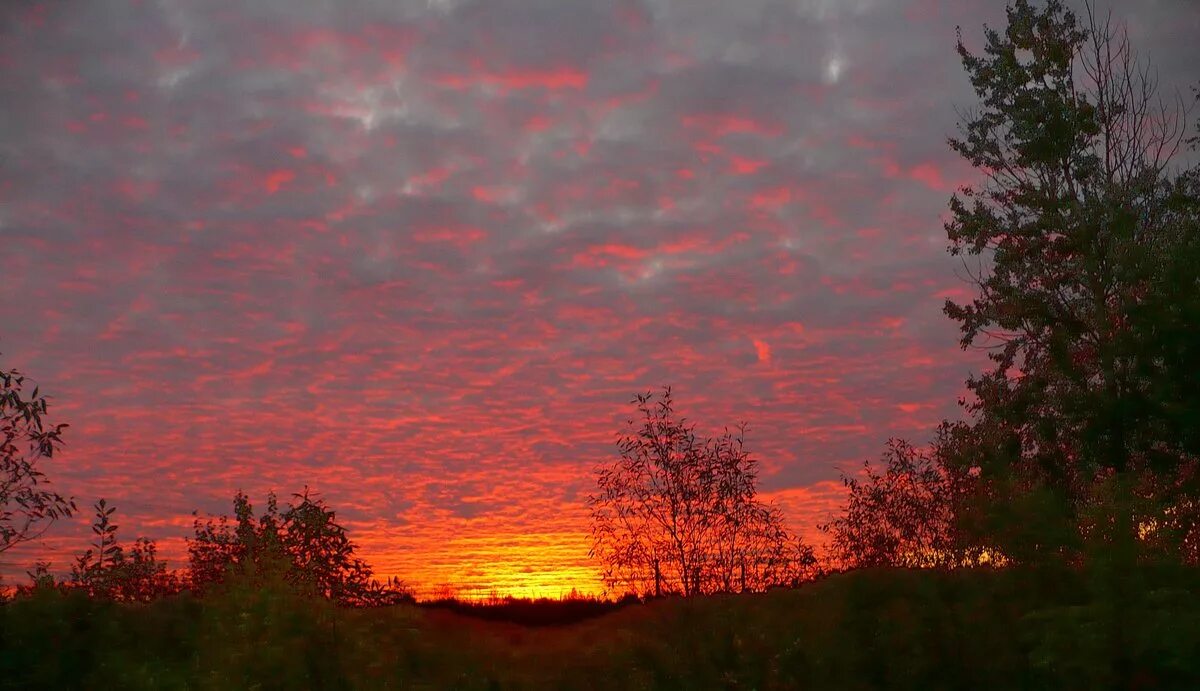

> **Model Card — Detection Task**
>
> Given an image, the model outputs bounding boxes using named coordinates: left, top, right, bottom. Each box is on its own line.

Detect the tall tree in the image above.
left=945, top=0, right=1198, bottom=561
left=1, top=355, right=73, bottom=554
left=589, top=387, right=815, bottom=597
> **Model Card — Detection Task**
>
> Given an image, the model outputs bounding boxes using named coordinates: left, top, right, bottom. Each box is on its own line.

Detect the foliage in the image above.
left=70, top=499, right=182, bottom=602
left=3, top=565, right=1200, bottom=690
left=23, top=561, right=57, bottom=592
left=942, top=0, right=1200, bottom=562
left=822, top=434, right=989, bottom=569
left=0, top=356, right=74, bottom=554
left=188, top=488, right=412, bottom=606
left=589, top=387, right=816, bottom=597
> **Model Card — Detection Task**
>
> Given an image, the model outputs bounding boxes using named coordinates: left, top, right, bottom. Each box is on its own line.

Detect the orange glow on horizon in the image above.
left=356, top=529, right=609, bottom=600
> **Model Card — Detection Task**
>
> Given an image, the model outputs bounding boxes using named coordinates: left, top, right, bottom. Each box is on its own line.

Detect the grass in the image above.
left=3, top=564, right=1200, bottom=689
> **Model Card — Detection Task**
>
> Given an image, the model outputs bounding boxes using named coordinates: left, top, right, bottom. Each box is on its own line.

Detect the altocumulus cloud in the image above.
left=1, top=0, right=1196, bottom=594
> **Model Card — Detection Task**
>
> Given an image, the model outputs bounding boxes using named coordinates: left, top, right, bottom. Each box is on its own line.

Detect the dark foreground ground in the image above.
left=2, top=564, right=1199, bottom=690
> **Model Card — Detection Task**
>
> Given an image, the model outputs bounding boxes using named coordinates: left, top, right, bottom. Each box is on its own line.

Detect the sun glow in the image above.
left=358, top=531, right=609, bottom=601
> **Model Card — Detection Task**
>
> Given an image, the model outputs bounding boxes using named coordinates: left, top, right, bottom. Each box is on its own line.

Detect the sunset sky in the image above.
left=1, top=0, right=1197, bottom=598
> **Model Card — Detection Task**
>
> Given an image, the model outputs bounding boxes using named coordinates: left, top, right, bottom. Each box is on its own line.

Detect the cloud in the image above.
left=1, top=0, right=1196, bottom=594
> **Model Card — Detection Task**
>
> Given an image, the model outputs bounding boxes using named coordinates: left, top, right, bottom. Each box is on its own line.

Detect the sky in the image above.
left=1, top=0, right=1197, bottom=598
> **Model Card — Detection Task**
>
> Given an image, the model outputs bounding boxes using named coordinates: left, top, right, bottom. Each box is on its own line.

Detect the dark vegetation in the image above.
left=4, top=564, right=1200, bottom=689
left=419, top=593, right=635, bottom=627
left=188, top=489, right=413, bottom=607
left=819, top=0, right=1200, bottom=576
left=2, top=0, right=1200, bottom=688
left=0, top=357, right=73, bottom=556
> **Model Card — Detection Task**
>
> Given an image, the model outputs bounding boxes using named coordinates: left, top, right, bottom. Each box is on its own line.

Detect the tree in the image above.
left=277, top=488, right=376, bottom=603
left=71, top=499, right=181, bottom=601
left=823, top=435, right=969, bottom=570
left=188, top=488, right=409, bottom=606
left=188, top=490, right=287, bottom=590
left=1, top=356, right=74, bottom=554
left=588, top=387, right=815, bottom=597
left=944, top=0, right=1199, bottom=561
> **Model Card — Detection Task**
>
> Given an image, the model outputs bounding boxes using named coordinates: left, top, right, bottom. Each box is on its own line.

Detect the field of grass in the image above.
left=3, top=564, right=1200, bottom=690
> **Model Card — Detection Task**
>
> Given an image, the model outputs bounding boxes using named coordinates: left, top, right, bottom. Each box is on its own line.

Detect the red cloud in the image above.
left=730, top=157, right=768, bottom=175
left=263, top=169, right=295, bottom=194
left=682, top=114, right=785, bottom=138
left=753, top=338, right=772, bottom=364
left=434, top=66, right=589, bottom=92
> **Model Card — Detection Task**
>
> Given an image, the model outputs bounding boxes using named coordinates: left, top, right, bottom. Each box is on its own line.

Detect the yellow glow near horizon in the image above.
left=357, top=530, right=609, bottom=601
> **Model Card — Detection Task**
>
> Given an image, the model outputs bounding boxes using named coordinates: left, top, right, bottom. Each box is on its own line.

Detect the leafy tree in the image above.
left=188, top=488, right=410, bottom=606
left=823, top=434, right=983, bottom=569
left=588, top=387, right=816, bottom=597
left=944, top=0, right=1199, bottom=561
left=278, top=488, right=376, bottom=603
left=188, top=490, right=285, bottom=589
left=1, top=356, right=74, bottom=554
left=71, top=499, right=181, bottom=601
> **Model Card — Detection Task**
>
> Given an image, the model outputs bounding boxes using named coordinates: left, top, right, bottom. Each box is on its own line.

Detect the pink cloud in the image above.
left=0, top=0, right=1057, bottom=597
left=753, top=338, right=772, bottom=365
left=435, top=66, right=589, bottom=92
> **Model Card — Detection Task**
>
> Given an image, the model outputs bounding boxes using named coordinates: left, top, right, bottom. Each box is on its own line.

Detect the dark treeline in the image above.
left=4, top=560, right=1200, bottom=689
left=420, top=593, right=637, bottom=627
left=9, top=490, right=415, bottom=607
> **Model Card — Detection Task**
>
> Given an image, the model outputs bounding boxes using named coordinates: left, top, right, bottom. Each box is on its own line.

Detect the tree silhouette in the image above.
left=189, top=488, right=411, bottom=606
left=943, top=0, right=1199, bottom=562
left=71, top=499, right=181, bottom=601
left=1, top=356, right=74, bottom=554
left=822, top=433, right=994, bottom=570
left=589, top=387, right=815, bottom=597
